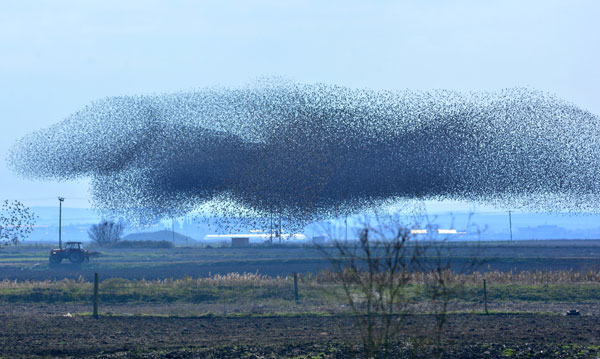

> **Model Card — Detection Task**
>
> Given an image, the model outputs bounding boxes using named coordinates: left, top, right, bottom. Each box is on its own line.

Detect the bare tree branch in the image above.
left=88, top=220, right=125, bottom=246
left=0, top=200, right=36, bottom=246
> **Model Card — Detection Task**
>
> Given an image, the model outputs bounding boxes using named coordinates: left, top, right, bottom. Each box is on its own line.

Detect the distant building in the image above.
left=203, top=233, right=307, bottom=242
left=231, top=237, right=250, bottom=247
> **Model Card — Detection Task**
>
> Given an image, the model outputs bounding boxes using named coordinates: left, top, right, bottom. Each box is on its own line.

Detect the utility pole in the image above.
left=508, top=210, right=513, bottom=242
left=172, top=217, right=175, bottom=243
left=58, top=197, right=64, bottom=250
left=278, top=215, right=282, bottom=244
left=269, top=211, right=273, bottom=244
left=345, top=214, right=348, bottom=241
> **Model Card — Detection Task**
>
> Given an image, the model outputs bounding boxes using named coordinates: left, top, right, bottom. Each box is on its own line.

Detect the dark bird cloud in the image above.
left=8, top=81, right=600, bottom=226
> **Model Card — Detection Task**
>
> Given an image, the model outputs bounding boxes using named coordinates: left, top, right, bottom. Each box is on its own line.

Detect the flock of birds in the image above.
left=8, top=80, right=600, bottom=231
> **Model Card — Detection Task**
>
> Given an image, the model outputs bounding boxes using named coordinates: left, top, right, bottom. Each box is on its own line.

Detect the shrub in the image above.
left=88, top=220, right=125, bottom=246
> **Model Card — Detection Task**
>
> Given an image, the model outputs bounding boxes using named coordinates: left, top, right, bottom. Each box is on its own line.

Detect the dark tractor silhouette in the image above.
left=49, top=241, right=98, bottom=264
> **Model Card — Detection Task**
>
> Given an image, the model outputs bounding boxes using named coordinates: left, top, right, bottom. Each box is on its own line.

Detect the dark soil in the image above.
left=1, top=313, right=598, bottom=358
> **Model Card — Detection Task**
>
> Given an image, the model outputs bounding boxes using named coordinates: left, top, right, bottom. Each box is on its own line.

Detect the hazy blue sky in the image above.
left=1, top=0, right=599, bottom=209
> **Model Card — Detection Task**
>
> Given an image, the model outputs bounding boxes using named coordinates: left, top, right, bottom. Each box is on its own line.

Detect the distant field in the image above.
left=0, top=240, right=599, bottom=281
left=1, top=241, right=598, bottom=314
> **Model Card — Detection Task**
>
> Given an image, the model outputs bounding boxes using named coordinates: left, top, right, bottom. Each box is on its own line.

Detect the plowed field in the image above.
left=1, top=312, right=599, bottom=358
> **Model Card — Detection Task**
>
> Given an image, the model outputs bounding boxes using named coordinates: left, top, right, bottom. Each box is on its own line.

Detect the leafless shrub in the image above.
left=88, top=220, right=125, bottom=246
left=318, top=213, right=484, bottom=358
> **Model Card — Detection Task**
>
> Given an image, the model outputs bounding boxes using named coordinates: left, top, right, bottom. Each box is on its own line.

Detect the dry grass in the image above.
left=0, top=270, right=598, bottom=306
left=312, top=268, right=600, bottom=284
left=2, top=269, right=599, bottom=291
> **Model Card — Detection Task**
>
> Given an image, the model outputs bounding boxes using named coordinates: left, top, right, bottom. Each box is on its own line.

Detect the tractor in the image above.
left=49, top=241, right=99, bottom=264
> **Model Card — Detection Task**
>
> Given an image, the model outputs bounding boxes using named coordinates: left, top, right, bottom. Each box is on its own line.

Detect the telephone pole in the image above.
left=278, top=215, right=282, bottom=244
left=269, top=211, right=273, bottom=244
left=508, top=210, right=513, bottom=241
left=345, top=215, right=348, bottom=241
left=58, top=197, right=64, bottom=249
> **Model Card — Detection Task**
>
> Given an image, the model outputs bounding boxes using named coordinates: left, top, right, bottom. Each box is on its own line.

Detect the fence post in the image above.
left=293, top=272, right=299, bottom=303
left=483, top=278, right=488, bottom=315
left=93, top=272, right=99, bottom=319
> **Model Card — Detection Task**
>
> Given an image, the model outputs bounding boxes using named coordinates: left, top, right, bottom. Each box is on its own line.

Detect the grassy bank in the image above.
left=1, top=271, right=598, bottom=304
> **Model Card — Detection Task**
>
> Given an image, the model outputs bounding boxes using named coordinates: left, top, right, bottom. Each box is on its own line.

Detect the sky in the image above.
left=1, top=0, right=599, bottom=211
